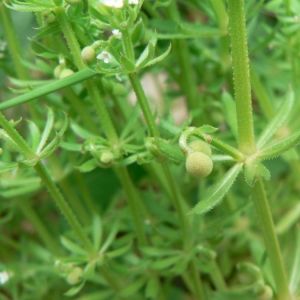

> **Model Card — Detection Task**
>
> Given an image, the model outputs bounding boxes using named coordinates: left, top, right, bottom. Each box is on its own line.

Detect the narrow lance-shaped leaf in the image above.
left=99, top=221, right=119, bottom=254
left=135, top=35, right=157, bottom=70
left=257, top=131, right=300, bottom=160
left=64, top=281, right=85, bottom=297
left=120, top=277, right=147, bottom=297
left=92, top=214, right=102, bottom=251
left=155, top=138, right=185, bottom=164
left=36, top=107, right=54, bottom=153
left=244, top=160, right=270, bottom=187
left=189, top=163, right=243, bottom=215
left=222, top=92, right=238, bottom=140
left=145, top=276, right=160, bottom=298
left=256, top=90, right=294, bottom=149
left=27, top=120, right=41, bottom=152
left=120, top=105, right=141, bottom=140
left=144, top=44, right=171, bottom=68
left=60, top=235, right=86, bottom=256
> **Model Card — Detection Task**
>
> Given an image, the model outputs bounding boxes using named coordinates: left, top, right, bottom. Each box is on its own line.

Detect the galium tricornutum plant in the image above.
left=0, top=0, right=300, bottom=299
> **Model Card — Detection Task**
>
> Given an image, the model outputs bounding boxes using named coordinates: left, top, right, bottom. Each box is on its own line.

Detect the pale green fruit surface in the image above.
left=185, top=152, right=213, bottom=178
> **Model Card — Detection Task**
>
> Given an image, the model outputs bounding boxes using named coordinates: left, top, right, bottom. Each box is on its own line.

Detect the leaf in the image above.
left=76, top=290, right=114, bottom=300
left=244, top=160, right=270, bottom=187
left=155, top=138, right=185, bottom=164
left=198, top=125, right=219, bottom=135
left=0, top=162, right=18, bottom=174
left=71, top=122, right=99, bottom=140
left=60, top=142, right=82, bottom=152
left=120, top=55, right=135, bottom=72
left=60, top=236, right=87, bottom=256
left=288, top=229, right=300, bottom=292
left=257, top=131, right=300, bottom=160
left=256, top=90, right=294, bottom=149
left=189, top=163, right=243, bottom=215
left=76, top=159, right=98, bottom=173
left=64, top=281, right=85, bottom=297
left=120, top=105, right=141, bottom=140
left=145, top=276, right=160, bottom=298
left=99, top=222, right=119, bottom=254
left=154, top=0, right=172, bottom=8
left=135, top=35, right=157, bottom=70
left=144, top=44, right=171, bottom=68
left=27, top=121, right=41, bottom=152
left=36, top=107, right=55, bottom=153
left=92, top=214, right=102, bottom=251
left=106, top=242, right=132, bottom=259
left=151, top=255, right=182, bottom=270
left=141, top=247, right=181, bottom=257
left=222, top=92, right=238, bottom=139
left=119, top=277, right=146, bottom=297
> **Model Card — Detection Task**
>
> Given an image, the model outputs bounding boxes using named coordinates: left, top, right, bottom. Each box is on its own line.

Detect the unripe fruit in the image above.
left=81, top=46, right=96, bottom=64
left=100, top=151, right=114, bottom=164
left=54, top=65, right=63, bottom=79
left=257, top=286, right=273, bottom=300
left=66, top=267, right=83, bottom=285
left=188, top=140, right=212, bottom=157
left=59, top=69, right=74, bottom=79
left=185, top=152, right=213, bottom=178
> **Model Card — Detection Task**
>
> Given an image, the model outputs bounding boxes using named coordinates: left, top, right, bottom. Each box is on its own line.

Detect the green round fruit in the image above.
left=188, top=139, right=212, bottom=157
left=81, top=46, right=96, bottom=64
left=257, top=286, right=273, bottom=300
left=185, top=152, right=213, bottom=178
left=66, top=267, right=83, bottom=285
left=59, top=69, right=74, bottom=79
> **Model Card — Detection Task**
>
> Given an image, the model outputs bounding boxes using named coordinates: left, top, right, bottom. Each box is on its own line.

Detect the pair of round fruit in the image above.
left=185, top=140, right=213, bottom=178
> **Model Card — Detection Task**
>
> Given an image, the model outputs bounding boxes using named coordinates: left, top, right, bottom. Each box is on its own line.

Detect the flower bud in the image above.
left=81, top=46, right=96, bottom=64
left=66, top=267, right=83, bottom=285
left=185, top=152, right=213, bottom=178
left=188, top=140, right=212, bottom=157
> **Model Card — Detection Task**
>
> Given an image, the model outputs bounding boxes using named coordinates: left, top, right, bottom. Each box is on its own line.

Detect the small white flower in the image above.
left=101, top=0, right=124, bottom=8
left=97, top=51, right=112, bottom=63
left=112, top=29, right=122, bottom=39
left=0, top=271, right=10, bottom=285
left=128, top=0, right=139, bottom=4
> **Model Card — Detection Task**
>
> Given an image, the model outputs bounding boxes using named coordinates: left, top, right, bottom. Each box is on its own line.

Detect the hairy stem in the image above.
left=252, top=180, right=291, bottom=300
left=227, top=0, right=256, bottom=155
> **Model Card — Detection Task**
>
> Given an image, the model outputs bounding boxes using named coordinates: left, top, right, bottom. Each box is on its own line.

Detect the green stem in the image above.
left=0, top=3, right=39, bottom=118
left=121, top=27, right=135, bottom=62
left=189, top=259, right=206, bottom=300
left=128, top=73, right=160, bottom=137
left=0, top=112, right=34, bottom=158
left=55, top=6, right=85, bottom=70
left=161, top=163, right=188, bottom=247
left=0, top=3, right=30, bottom=79
left=117, top=167, right=148, bottom=246
left=16, top=198, right=61, bottom=254
left=227, top=0, right=256, bottom=155
left=0, top=69, right=96, bottom=111
left=252, top=180, right=291, bottom=300
left=165, top=2, right=201, bottom=125
left=211, top=261, right=227, bottom=291
left=34, top=162, right=94, bottom=253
